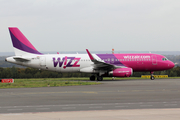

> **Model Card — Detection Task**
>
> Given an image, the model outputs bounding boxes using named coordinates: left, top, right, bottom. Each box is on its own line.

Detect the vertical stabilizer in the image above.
left=8, top=27, right=42, bottom=56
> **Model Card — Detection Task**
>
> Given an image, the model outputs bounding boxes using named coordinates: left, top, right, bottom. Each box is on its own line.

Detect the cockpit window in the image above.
left=162, top=58, right=168, bottom=61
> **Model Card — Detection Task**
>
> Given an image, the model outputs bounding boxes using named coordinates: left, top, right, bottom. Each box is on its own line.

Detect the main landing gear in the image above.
left=97, top=76, right=103, bottom=81
left=90, top=75, right=103, bottom=81
left=90, top=75, right=96, bottom=81
left=150, top=71, right=155, bottom=80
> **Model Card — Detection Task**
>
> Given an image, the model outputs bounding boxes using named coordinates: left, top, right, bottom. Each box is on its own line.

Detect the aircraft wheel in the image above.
left=150, top=71, right=155, bottom=80
left=90, top=75, right=95, bottom=81
left=150, top=76, right=155, bottom=80
left=97, top=76, right=103, bottom=81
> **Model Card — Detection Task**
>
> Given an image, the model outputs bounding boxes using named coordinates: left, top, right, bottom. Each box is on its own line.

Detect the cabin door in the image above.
left=152, top=55, right=157, bottom=65
left=40, top=56, right=46, bottom=67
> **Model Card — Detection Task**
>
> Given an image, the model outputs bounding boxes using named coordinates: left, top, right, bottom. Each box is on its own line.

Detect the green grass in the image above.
left=0, top=78, right=101, bottom=89
left=107, top=77, right=180, bottom=80
left=1, top=77, right=180, bottom=89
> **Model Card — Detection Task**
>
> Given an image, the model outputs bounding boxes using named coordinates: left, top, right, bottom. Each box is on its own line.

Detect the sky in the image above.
left=1, top=0, right=180, bottom=53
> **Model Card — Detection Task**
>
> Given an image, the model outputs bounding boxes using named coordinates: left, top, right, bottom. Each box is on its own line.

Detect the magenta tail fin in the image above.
left=9, top=27, right=42, bottom=55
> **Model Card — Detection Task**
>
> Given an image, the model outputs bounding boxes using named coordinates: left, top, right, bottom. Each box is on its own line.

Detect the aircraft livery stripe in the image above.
left=96, top=54, right=125, bottom=67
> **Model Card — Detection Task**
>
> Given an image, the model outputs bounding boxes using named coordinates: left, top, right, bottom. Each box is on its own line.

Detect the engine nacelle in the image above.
left=109, top=68, right=133, bottom=77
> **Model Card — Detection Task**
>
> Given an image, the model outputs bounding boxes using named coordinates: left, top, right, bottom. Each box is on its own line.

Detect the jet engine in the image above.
left=109, top=68, right=133, bottom=77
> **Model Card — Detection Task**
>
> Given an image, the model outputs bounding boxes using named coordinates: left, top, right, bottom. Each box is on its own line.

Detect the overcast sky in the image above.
left=1, top=0, right=180, bottom=53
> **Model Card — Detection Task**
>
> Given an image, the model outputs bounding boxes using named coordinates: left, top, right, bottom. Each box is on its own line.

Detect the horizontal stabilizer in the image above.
left=13, top=56, right=31, bottom=62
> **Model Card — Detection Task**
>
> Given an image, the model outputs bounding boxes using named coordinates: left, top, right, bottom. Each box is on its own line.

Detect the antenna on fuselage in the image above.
left=112, top=48, right=114, bottom=54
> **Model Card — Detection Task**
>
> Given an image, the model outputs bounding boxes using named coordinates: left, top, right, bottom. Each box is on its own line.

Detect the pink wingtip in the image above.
left=86, top=49, right=94, bottom=60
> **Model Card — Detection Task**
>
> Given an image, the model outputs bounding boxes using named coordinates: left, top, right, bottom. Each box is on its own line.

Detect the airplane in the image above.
left=5, top=27, right=175, bottom=81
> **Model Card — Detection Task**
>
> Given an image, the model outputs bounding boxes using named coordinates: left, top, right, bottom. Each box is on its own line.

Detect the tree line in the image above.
left=0, top=66, right=180, bottom=79
left=0, top=66, right=91, bottom=78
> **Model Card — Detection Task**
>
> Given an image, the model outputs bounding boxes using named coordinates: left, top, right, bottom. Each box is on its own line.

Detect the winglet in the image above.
left=86, top=49, right=95, bottom=60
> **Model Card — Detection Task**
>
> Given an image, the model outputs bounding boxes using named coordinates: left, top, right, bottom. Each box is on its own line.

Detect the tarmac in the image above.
left=0, top=108, right=180, bottom=120
left=0, top=78, right=180, bottom=119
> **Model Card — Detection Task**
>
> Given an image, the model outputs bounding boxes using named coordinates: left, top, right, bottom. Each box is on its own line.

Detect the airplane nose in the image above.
left=168, top=61, right=175, bottom=69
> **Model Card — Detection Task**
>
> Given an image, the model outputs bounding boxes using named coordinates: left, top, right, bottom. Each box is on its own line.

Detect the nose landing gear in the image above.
left=150, top=71, right=155, bottom=80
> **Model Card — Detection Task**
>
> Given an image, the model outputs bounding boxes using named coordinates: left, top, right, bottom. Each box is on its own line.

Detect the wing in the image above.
left=86, top=49, right=123, bottom=71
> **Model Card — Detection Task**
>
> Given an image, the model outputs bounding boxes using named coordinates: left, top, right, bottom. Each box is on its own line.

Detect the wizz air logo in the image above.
left=53, top=57, right=80, bottom=69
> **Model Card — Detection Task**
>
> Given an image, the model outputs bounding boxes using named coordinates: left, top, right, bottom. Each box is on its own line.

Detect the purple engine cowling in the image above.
left=109, top=68, right=133, bottom=77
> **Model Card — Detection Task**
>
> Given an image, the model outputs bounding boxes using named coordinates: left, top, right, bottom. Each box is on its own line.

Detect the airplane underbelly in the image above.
left=136, top=61, right=145, bottom=71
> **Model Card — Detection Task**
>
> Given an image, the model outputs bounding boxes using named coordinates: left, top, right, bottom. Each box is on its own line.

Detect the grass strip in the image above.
left=1, top=77, right=180, bottom=89
left=0, top=78, right=101, bottom=89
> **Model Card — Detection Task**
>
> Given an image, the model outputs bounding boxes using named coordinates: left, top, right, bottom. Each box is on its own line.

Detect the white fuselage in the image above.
left=6, top=54, right=98, bottom=73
